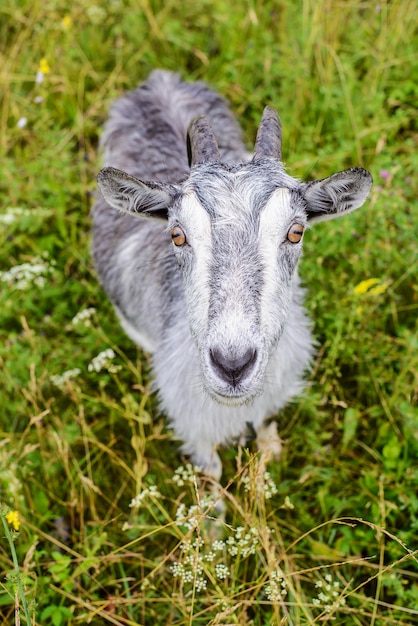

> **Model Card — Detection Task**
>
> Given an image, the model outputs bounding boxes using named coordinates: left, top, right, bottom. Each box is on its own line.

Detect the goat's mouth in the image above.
left=207, top=387, right=258, bottom=407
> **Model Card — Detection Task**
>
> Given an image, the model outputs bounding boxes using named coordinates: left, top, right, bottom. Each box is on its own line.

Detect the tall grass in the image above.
left=0, top=0, right=417, bottom=623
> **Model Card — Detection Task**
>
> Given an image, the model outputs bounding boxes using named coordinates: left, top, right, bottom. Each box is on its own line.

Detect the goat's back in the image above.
left=99, top=69, right=248, bottom=182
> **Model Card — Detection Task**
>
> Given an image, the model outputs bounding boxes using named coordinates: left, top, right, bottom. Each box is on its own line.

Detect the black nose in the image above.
left=210, top=347, right=257, bottom=386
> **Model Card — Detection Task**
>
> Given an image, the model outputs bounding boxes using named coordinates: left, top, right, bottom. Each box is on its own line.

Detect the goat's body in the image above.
left=92, top=70, right=372, bottom=477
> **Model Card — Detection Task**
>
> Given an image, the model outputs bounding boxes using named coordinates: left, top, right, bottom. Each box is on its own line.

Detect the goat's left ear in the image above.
left=301, top=167, right=373, bottom=223
left=97, top=167, right=173, bottom=219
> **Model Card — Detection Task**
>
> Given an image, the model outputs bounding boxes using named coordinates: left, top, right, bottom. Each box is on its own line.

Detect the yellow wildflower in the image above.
left=353, top=278, right=382, bottom=296
left=62, top=16, right=72, bottom=30
left=5, top=510, right=20, bottom=531
left=38, top=58, right=50, bottom=74
left=368, top=283, right=388, bottom=296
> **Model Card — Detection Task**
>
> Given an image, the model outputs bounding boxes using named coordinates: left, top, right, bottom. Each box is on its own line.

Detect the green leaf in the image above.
left=342, top=407, right=361, bottom=449
left=382, top=436, right=402, bottom=469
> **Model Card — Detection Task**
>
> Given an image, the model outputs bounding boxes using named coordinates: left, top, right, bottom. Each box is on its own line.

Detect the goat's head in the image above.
left=97, top=108, right=372, bottom=405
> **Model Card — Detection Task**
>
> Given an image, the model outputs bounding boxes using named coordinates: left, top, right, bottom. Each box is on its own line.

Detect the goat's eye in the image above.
left=170, top=226, right=186, bottom=246
left=287, top=223, right=304, bottom=243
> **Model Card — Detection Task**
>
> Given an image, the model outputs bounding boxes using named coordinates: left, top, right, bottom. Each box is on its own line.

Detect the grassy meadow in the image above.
left=1, top=0, right=417, bottom=623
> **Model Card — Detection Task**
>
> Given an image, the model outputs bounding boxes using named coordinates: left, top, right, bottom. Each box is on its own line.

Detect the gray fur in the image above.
left=92, top=70, right=372, bottom=480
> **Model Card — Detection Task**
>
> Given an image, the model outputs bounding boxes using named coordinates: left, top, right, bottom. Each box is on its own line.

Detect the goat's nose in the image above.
left=210, top=347, right=257, bottom=386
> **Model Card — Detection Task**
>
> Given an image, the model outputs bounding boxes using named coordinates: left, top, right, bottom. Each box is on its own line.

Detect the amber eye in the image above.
left=170, top=226, right=186, bottom=247
left=287, top=223, right=304, bottom=243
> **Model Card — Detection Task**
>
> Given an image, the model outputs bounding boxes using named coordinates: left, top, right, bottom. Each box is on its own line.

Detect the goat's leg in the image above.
left=188, top=440, right=222, bottom=483
left=256, top=419, right=283, bottom=461
left=188, top=443, right=225, bottom=516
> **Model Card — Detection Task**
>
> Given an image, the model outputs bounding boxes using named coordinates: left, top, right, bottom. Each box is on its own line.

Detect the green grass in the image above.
left=0, top=0, right=417, bottom=623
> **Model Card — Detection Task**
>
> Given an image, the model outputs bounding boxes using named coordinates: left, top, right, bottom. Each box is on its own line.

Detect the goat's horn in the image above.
left=187, top=116, right=221, bottom=167
left=253, top=106, right=282, bottom=162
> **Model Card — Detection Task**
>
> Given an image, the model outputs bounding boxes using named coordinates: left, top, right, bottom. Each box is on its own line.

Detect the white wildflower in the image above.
left=171, top=549, right=208, bottom=593
left=0, top=207, right=26, bottom=225
left=242, top=471, right=278, bottom=499
left=227, top=525, right=259, bottom=558
left=281, top=495, right=294, bottom=510
left=129, top=485, right=161, bottom=508
left=86, top=5, right=106, bottom=23
left=174, top=495, right=216, bottom=530
left=88, top=348, right=121, bottom=373
left=171, top=561, right=194, bottom=584
left=175, top=503, right=187, bottom=525
left=180, top=539, right=192, bottom=553
left=313, top=574, right=346, bottom=613
left=195, top=576, right=207, bottom=592
left=17, top=117, right=27, bottom=129
left=265, top=569, right=288, bottom=602
left=71, top=307, right=96, bottom=328
left=50, top=368, right=81, bottom=389
left=0, top=258, right=52, bottom=290
left=263, top=471, right=278, bottom=499
left=205, top=550, right=216, bottom=563
left=215, top=563, right=229, bottom=579
left=0, top=206, right=51, bottom=226
left=172, top=463, right=202, bottom=486
left=241, top=476, right=250, bottom=489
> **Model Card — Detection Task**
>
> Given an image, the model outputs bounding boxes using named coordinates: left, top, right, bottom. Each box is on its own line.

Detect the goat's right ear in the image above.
left=97, top=167, right=172, bottom=219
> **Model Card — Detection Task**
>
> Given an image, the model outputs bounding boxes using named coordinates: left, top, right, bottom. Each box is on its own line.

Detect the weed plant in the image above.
left=0, top=0, right=417, bottom=624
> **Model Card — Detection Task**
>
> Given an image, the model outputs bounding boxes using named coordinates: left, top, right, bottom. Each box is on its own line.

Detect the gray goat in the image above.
left=92, top=70, right=372, bottom=481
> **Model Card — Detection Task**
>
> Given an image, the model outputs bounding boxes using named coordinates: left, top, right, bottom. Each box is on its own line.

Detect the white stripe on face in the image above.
left=175, top=191, right=213, bottom=335
left=258, top=188, right=297, bottom=336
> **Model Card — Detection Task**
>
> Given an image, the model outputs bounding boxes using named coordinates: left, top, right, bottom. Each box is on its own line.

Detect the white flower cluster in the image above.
left=86, top=4, right=107, bottom=23
left=214, top=563, right=229, bottom=580
left=281, top=495, right=295, bottom=510
left=171, top=537, right=229, bottom=592
left=264, top=569, right=288, bottom=602
left=0, top=257, right=53, bottom=290
left=263, top=472, right=279, bottom=499
left=0, top=206, right=51, bottom=225
left=175, top=495, right=216, bottom=531
left=50, top=346, right=124, bottom=391
left=181, top=527, right=258, bottom=561
left=129, top=485, right=161, bottom=508
left=50, top=368, right=81, bottom=389
left=172, top=463, right=202, bottom=487
left=312, top=574, right=346, bottom=613
left=171, top=549, right=207, bottom=591
left=88, top=348, right=121, bottom=373
left=172, top=561, right=207, bottom=592
left=242, top=471, right=279, bottom=500
left=71, top=307, right=96, bottom=328
left=226, top=526, right=259, bottom=558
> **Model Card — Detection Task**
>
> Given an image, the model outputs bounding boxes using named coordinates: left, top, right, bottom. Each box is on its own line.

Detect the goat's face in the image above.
left=97, top=108, right=372, bottom=405
left=167, top=165, right=306, bottom=404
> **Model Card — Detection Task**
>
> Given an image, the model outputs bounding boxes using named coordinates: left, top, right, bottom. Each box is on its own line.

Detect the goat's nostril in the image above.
left=210, top=347, right=257, bottom=386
